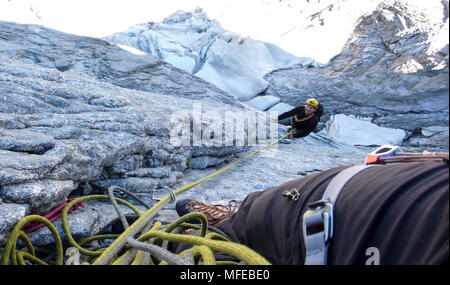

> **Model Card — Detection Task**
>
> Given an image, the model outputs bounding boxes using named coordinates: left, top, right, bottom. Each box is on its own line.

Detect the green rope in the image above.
left=142, top=231, right=271, bottom=265
left=17, top=251, right=49, bottom=265
left=2, top=215, right=63, bottom=265
left=61, top=195, right=142, bottom=257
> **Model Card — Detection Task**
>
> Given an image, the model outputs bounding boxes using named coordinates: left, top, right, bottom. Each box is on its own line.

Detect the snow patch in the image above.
left=114, top=43, right=148, bottom=56
left=326, top=114, right=407, bottom=146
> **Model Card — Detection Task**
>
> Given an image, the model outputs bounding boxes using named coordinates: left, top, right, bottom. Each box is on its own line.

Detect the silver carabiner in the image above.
left=282, top=188, right=300, bottom=201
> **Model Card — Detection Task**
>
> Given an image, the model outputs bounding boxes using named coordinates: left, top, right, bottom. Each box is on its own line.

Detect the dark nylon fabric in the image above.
left=215, top=161, right=449, bottom=265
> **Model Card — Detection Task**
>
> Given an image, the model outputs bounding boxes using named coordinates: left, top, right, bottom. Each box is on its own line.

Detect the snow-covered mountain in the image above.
left=107, top=8, right=313, bottom=101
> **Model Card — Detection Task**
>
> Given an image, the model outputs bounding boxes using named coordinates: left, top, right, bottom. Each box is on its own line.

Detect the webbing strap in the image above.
left=320, top=165, right=377, bottom=206
left=303, top=165, right=377, bottom=265
left=294, top=113, right=314, bottom=123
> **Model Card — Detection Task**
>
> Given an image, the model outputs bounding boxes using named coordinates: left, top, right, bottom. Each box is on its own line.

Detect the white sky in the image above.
left=5, top=0, right=445, bottom=64
left=0, top=0, right=296, bottom=38
left=0, top=0, right=339, bottom=62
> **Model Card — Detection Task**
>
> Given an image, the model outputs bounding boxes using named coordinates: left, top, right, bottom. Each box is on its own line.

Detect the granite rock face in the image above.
left=0, top=203, right=29, bottom=246
left=0, top=20, right=366, bottom=247
left=0, top=180, right=77, bottom=213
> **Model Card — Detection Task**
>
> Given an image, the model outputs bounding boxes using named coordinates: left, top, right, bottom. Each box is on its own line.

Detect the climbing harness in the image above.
left=1, top=130, right=293, bottom=266
left=302, top=164, right=377, bottom=265
left=287, top=126, right=296, bottom=134
left=294, top=113, right=314, bottom=123
left=301, top=144, right=449, bottom=265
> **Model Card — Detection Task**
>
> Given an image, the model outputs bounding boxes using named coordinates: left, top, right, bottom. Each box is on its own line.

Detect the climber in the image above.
left=272, top=98, right=324, bottom=139
left=175, top=159, right=449, bottom=265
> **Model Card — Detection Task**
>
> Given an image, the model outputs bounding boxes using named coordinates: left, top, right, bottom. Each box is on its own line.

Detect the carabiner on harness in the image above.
left=282, top=188, right=300, bottom=201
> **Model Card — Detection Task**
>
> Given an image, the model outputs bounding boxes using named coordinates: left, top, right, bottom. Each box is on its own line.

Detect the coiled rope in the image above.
left=1, top=131, right=291, bottom=265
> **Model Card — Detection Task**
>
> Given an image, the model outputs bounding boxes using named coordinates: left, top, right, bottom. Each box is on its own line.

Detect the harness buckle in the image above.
left=302, top=202, right=333, bottom=243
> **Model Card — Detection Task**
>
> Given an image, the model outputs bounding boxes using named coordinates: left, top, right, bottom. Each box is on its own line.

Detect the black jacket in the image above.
left=216, top=161, right=449, bottom=265
left=277, top=104, right=324, bottom=138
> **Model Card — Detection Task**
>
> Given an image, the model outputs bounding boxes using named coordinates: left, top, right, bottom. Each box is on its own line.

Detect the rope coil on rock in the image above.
left=1, top=131, right=292, bottom=265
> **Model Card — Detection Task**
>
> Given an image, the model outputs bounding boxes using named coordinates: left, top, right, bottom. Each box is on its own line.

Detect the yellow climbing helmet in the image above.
left=306, top=98, right=319, bottom=109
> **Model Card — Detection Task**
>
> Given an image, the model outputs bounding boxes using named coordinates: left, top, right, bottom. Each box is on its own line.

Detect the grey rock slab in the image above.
left=0, top=180, right=77, bottom=212
left=190, top=145, right=242, bottom=157
left=191, top=155, right=234, bottom=169
left=0, top=150, right=66, bottom=186
left=171, top=133, right=368, bottom=206
left=0, top=203, right=29, bottom=245
left=92, top=174, right=182, bottom=194
left=245, top=95, right=281, bottom=111
left=124, top=167, right=172, bottom=179
left=422, top=126, right=450, bottom=137
left=0, top=21, right=238, bottom=106
left=0, top=129, right=55, bottom=154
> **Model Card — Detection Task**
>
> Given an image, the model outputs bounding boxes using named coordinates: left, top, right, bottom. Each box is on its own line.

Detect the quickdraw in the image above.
left=364, top=145, right=448, bottom=165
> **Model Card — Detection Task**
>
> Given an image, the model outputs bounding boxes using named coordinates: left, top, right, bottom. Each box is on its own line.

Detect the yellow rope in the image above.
left=1, top=215, right=63, bottom=265
left=61, top=195, right=142, bottom=257
left=144, top=231, right=271, bottom=265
